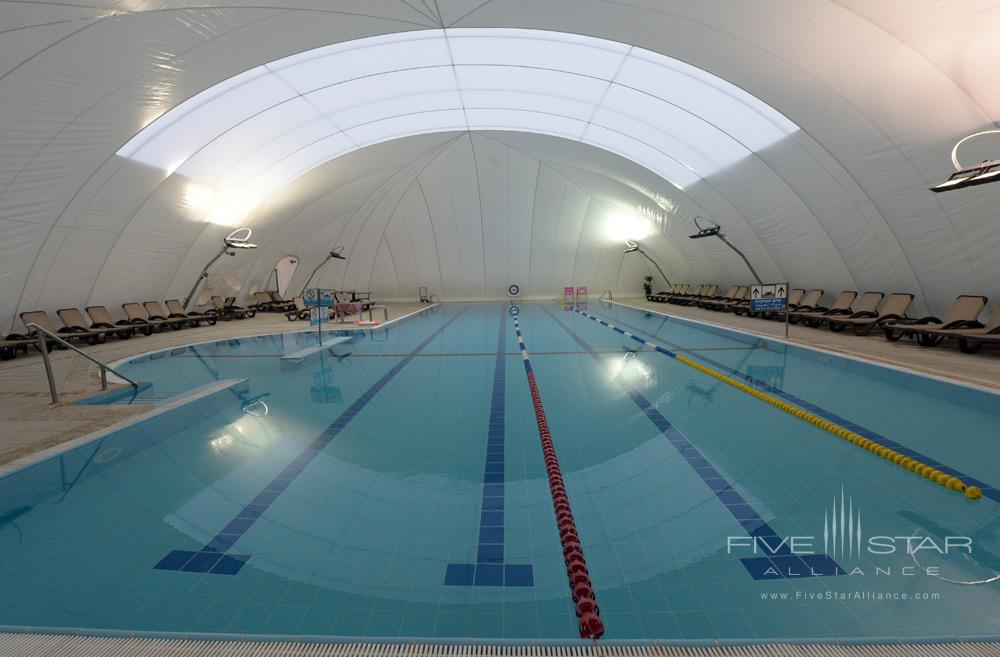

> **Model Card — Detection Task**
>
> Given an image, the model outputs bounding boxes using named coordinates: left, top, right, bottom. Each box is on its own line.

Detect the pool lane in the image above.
left=583, top=307, right=999, bottom=504
left=540, top=306, right=843, bottom=581
left=154, top=308, right=468, bottom=576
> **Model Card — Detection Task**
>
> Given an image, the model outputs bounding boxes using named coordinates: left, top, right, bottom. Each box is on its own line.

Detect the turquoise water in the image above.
left=0, top=302, right=998, bottom=642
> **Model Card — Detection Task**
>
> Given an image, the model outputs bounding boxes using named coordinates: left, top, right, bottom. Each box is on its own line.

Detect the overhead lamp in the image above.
left=182, top=228, right=259, bottom=309
left=623, top=240, right=671, bottom=287
left=688, top=216, right=763, bottom=284
left=930, top=130, right=1000, bottom=193
left=300, top=245, right=347, bottom=295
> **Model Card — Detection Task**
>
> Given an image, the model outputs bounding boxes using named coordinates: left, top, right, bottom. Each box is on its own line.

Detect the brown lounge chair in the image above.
left=883, top=295, right=988, bottom=347
left=938, top=305, right=1000, bottom=354
left=667, top=284, right=701, bottom=304
left=659, top=284, right=688, bottom=303
left=210, top=296, right=256, bottom=320
left=57, top=307, right=134, bottom=342
left=18, top=310, right=111, bottom=346
left=268, top=291, right=296, bottom=312
left=774, top=289, right=824, bottom=322
left=249, top=291, right=282, bottom=311
left=0, top=336, right=34, bottom=360
left=164, top=299, right=218, bottom=327
left=791, top=290, right=858, bottom=326
left=697, top=285, right=737, bottom=309
left=705, top=286, right=749, bottom=311
left=804, top=292, right=883, bottom=329
left=85, top=306, right=146, bottom=337
left=284, top=296, right=310, bottom=321
left=647, top=284, right=678, bottom=303
left=827, top=293, right=913, bottom=335
left=676, top=285, right=718, bottom=306
left=143, top=301, right=193, bottom=330
left=124, top=302, right=183, bottom=331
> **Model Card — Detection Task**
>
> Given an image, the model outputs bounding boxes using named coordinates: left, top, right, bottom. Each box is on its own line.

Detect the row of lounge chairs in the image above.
left=647, top=284, right=999, bottom=354
left=0, top=296, right=257, bottom=361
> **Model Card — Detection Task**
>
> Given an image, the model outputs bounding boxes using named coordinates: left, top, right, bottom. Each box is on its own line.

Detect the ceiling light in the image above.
left=930, top=130, right=1000, bottom=193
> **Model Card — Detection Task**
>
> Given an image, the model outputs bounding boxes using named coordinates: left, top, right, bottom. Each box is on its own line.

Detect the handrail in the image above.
left=600, top=290, right=613, bottom=301
left=363, top=304, right=390, bottom=324
left=26, top=323, right=140, bottom=404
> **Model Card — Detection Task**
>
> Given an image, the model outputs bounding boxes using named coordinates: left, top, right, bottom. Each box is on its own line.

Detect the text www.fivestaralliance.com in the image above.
left=761, top=591, right=941, bottom=601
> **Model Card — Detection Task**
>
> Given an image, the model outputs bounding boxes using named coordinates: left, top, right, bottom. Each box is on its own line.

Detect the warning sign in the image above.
left=750, top=283, right=788, bottom=313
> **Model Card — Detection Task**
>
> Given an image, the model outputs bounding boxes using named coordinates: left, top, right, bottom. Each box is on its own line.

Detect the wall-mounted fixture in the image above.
left=930, top=130, right=1000, bottom=192
left=623, top=240, right=672, bottom=288
left=687, top=217, right=762, bottom=284
left=182, top=228, right=258, bottom=309
left=300, top=245, right=347, bottom=295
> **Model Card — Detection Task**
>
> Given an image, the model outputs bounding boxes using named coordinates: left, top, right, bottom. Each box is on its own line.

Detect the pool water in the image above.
left=0, top=302, right=998, bottom=642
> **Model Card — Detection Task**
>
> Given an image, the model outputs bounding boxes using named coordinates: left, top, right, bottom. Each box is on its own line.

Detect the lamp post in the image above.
left=687, top=217, right=763, bottom=285
left=299, top=245, right=347, bottom=296
left=624, top=240, right=672, bottom=288
left=182, top=227, right=258, bottom=310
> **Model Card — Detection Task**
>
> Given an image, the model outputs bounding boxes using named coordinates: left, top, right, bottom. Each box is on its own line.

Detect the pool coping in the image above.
left=611, top=300, right=1000, bottom=398
left=104, top=303, right=440, bottom=378
left=0, top=628, right=998, bottom=652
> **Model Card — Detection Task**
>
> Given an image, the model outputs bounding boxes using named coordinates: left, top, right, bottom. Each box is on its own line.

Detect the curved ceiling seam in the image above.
left=229, top=166, right=407, bottom=287
left=465, top=133, right=490, bottom=294
left=442, top=0, right=938, bottom=303
left=331, top=136, right=465, bottom=289
left=397, top=0, right=440, bottom=25
left=0, top=13, right=103, bottom=82
left=523, top=160, right=542, bottom=288
left=395, top=198, right=428, bottom=294
left=569, top=197, right=595, bottom=285
left=370, top=235, right=401, bottom=293
left=444, top=0, right=495, bottom=27
left=0, top=7, right=294, bottom=203
left=354, top=140, right=466, bottom=291
left=416, top=179, right=447, bottom=291
left=6, top=7, right=299, bottom=329
left=825, top=0, right=999, bottom=127
left=0, top=14, right=107, bottom=36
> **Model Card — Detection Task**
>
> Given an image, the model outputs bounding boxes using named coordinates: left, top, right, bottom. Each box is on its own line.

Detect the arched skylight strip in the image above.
left=118, top=28, right=798, bottom=202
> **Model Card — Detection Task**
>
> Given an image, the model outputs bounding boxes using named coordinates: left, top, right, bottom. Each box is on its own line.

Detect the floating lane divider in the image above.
left=512, top=315, right=605, bottom=639
left=575, top=310, right=982, bottom=501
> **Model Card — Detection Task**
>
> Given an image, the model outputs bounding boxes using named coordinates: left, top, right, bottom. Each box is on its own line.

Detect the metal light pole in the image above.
left=688, top=217, right=763, bottom=285
left=182, top=228, right=258, bottom=309
left=624, top=240, right=672, bottom=287
left=299, top=245, right=347, bottom=296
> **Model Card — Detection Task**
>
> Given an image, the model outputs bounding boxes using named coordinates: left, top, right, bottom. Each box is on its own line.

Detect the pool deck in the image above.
left=1, top=297, right=997, bottom=470
left=0, top=302, right=428, bottom=467
left=615, top=298, right=1000, bottom=393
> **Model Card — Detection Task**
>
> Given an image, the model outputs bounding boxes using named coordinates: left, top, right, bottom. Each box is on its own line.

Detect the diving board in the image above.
left=280, top=337, right=351, bottom=361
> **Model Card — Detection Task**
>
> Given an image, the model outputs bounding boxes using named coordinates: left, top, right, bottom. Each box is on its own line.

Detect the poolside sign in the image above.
left=749, top=283, right=788, bottom=313
left=309, top=306, right=329, bottom=326
left=304, top=288, right=334, bottom=307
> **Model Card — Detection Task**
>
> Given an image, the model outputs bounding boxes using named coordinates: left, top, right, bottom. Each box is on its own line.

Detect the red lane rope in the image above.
left=512, top=315, right=605, bottom=639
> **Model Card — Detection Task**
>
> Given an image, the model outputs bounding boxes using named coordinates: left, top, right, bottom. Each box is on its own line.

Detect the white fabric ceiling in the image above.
left=1, top=0, right=998, bottom=332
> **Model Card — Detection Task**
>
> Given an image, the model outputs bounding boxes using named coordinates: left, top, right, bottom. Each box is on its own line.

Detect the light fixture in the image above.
left=622, top=240, right=671, bottom=287
left=182, top=228, right=259, bottom=309
left=687, top=216, right=762, bottom=284
left=930, top=130, right=1000, bottom=193
left=300, top=245, right=347, bottom=295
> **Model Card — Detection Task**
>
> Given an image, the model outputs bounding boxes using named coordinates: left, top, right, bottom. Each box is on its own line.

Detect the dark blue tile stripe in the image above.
left=155, top=307, right=468, bottom=575
left=542, top=307, right=843, bottom=580
left=446, top=309, right=533, bottom=587
left=590, top=310, right=1000, bottom=504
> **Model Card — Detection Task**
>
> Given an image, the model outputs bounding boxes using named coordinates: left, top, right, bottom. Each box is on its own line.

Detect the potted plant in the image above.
left=642, top=275, right=653, bottom=297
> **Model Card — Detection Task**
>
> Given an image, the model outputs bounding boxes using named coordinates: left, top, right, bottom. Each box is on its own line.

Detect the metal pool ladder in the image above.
left=26, top=323, right=140, bottom=404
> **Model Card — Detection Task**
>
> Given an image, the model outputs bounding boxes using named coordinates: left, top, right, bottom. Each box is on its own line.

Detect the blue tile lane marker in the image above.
left=542, top=307, right=844, bottom=580
left=585, top=308, right=1000, bottom=504
left=154, top=308, right=468, bottom=576
left=445, top=309, right=534, bottom=587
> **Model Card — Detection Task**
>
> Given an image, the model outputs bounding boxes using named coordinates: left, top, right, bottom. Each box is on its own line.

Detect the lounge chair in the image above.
left=943, top=305, right=1000, bottom=353
left=142, top=301, right=190, bottom=330
left=57, top=307, right=133, bottom=342
left=164, top=299, right=218, bottom=327
left=883, top=295, right=988, bottom=346
left=123, top=302, right=182, bottom=331
left=826, top=293, right=914, bottom=335
left=696, top=285, right=737, bottom=308
left=284, top=296, right=310, bottom=321
left=0, top=336, right=34, bottom=360
left=268, top=291, right=296, bottom=312
left=249, top=291, right=282, bottom=311
left=772, top=289, right=824, bottom=322
left=704, top=286, right=748, bottom=311
left=86, top=305, right=149, bottom=337
left=791, top=290, right=857, bottom=326
left=676, top=284, right=718, bottom=306
left=649, top=284, right=680, bottom=303
left=804, top=292, right=883, bottom=329
left=17, top=310, right=108, bottom=346
left=667, top=284, right=700, bottom=304
left=210, top=296, right=255, bottom=320
left=758, top=288, right=807, bottom=319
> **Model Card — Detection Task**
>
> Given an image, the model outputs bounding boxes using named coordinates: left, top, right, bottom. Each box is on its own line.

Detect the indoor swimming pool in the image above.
left=0, top=302, right=997, bottom=642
